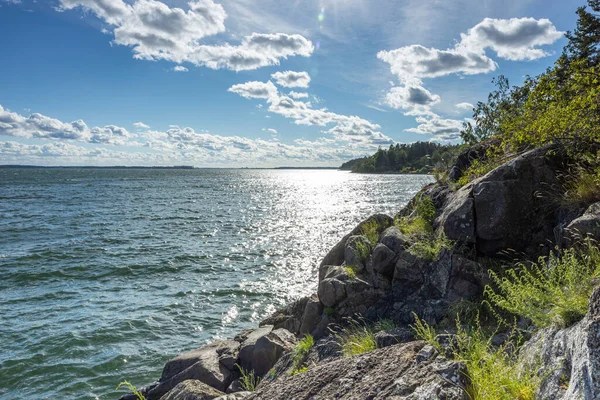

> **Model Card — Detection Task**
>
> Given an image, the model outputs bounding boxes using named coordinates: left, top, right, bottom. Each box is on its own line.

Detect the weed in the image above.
left=354, top=240, right=371, bottom=263
left=291, top=334, right=314, bottom=375
left=485, top=239, right=600, bottom=328
left=561, top=165, right=600, bottom=207
left=345, top=264, right=361, bottom=279
left=360, top=219, right=382, bottom=245
left=374, top=318, right=397, bottom=332
left=407, top=233, right=453, bottom=261
left=236, top=364, right=261, bottom=392
left=290, top=366, right=308, bottom=376
left=332, top=318, right=377, bottom=357
left=416, top=195, right=436, bottom=224
left=116, top=381, right=145, bottom=400
left=394, top=215, right=433, bottom=237
left=410, top=313, right=440, bottom=351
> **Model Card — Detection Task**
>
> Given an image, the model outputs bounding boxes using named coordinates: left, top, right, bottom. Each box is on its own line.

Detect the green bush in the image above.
left=407, top=233, right=453, bottom=261
left=290, top=334, right=314, bottom=375
left=354, top=240, right=371, bottom=263
left=360, top=220, right=382, bottom=245
left=485, top=240, right=600, bottom=328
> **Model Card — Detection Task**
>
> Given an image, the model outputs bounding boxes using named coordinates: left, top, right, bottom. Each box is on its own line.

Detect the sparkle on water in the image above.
left=0, top=168, right=433, bottom=399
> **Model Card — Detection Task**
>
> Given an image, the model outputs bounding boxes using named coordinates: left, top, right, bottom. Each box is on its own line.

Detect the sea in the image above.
left=0, top=167, right=433, bottom=399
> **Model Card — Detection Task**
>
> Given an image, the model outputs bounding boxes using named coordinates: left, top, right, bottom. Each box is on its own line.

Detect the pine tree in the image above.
left=564, top=0, right=600, bottom=66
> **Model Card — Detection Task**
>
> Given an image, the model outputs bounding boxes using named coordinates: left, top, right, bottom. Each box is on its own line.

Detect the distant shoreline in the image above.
left=0, top=165, right=340, bottom=170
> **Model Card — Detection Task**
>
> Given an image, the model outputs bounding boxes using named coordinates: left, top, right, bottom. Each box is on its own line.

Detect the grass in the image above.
left=407, top=233, right=453, bottom=261
left=360, top=219, right=382, bottom=245
left=485, top=239, right=600, bottom=328
left=412, top=315, right=542, bottom=400
left=116, top=381, right=146, bottom=400
left=345, top=264, right=361, bottom=279
left=290, top=334, right=314, bottom=375
left=354, top=240, right=371, bottom=264
left=236, top=364, right=261, bottom=392
left=561, top=165, right=600, bottom=207
left=332, top=318, right=397, bottom=357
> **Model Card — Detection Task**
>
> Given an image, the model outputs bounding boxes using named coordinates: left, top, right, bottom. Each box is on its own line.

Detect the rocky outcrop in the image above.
left=521, top=286, right=600, bottom=399
left=158, top=380, right=224, bottom=400
left=245, top=341, right=468, bottom=400
left=563, top=202, right=600, bottom=246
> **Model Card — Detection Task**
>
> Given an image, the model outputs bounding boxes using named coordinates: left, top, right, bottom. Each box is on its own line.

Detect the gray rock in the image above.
left=159, top=380, right=225, bottom=400
left=225, top=379, right=244, bottom=394
left=379, top=226, right=410, bottom=254
left=214, top=392, right=252, bottom=400
left=435, top=184, right=475, bottom=243
left=251, top=328, right=297, bottom=376
left=344, top=235, right=371, bottom=268
left=299, top=294, right=323, bottom=336
left=521, top=285, right=600, bottom=399
left=372, top=243, right=396, bottom=277
left=564, top=202, right=600, bottom=246
left=238, top=326, right=274, bottom=372
left=259, top=296, right=309, bottom=335
left=317, top=278, right=346, bottom=308
left=244, top=342, right=468, bottom=400
left=416, top=344, right=437, bottom=362
left=374, top=328, right=414, bottom=348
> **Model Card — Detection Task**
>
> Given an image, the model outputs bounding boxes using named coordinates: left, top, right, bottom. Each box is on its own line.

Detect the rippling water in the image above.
left=0, top=168, right=432, bottom=399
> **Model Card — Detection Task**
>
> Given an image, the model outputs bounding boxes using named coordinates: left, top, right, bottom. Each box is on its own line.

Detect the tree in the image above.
left=564, top=0, right=600, bottom=66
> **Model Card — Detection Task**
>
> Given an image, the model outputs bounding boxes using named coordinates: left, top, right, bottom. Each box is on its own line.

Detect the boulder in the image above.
left=344, top=235, right=371, bottom=268
left=374, top=328, right=415, bottom=348
left=372, top=243, right=396, bottom=277
left=563, top=202, right=600, bottom=246
left=259, top=296, right=309, bottom=335
left=434, top=184, right=475, bottom=243
left=299, top=294, right=323, bottom=336
left=251, top=328, right=297, bottom=376
left=244, top=341, right=468, bottom=400
left=214, top=393, right=252, bottom=400
left=237, top=326, right=273, bottom=372
left=379, top=226, right=410, bottom=254
left=521, top=286, right=600, bottom=400
left=159, top=380, right=225, bottom=400
left=317, top=278, right=346, bottom=308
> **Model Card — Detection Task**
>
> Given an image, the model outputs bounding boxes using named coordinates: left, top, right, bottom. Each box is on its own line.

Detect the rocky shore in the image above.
left=121, top=145, right=600, bottom=400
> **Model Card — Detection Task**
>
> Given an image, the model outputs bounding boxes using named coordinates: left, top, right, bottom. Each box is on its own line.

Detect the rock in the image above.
left=214, top=392, right=252, bottom=400
left=317, top=278, right=346, bottom=308
left=374, top=328, right=414, bottom=348
left=416, top=345, right=437, bottom=362
left=434, top=184, right=475, bottom=243
left=244, top=342, right=468, bottom=400
left=379, top=226, right=410, bottom=254
left=251, top=328, right=297, bottom=376
left=320, top=214, right=393, bottom=268
left=238, top=326, right=273, bottom=372
left=159, top=380, right=225, bottom=400
left=259, top=296, right=309, bottom=335
left=563, top=202, right=600, bottom=246
left=449, top=138, right=500, bottom=182
left=371, top=243, right=396, bottom=277
left=299, top=294, right=323, bottom=336
left=148, top=341, right=238, bottom=399
left=226, top=379, right=244, bottom=394
left=521, top=286, right=600, bottom=400
left=344, top=235, right=371, bottom=268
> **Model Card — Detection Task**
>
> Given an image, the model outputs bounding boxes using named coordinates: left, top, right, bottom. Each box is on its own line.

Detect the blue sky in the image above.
left=0, top=0, right=584, bottom=166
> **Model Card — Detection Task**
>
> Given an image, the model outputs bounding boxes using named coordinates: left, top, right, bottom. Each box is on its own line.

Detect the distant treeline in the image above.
left=340, top=142, right=462, bottom=174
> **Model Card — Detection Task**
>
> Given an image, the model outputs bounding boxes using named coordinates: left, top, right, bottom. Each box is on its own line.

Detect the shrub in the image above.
left=561, top=165, right=600, bottom=207
left=394, top=215, right=432, bottom=237
left=116, top=381, right=146, bottom=400
left=485, top=240, right=600, bottom=328
left=416, top=195, right=436, bottom=224
left=345, top=264, right=360, bottom=279
left=354, top=240, right=371, bottom=263
left=290, top=334, right=314, bottom=375
left=360, top=220, right=382, bottom=245
left=236, top=364, right=261, bottom=392
left=407, top=233, right=453, bottom=261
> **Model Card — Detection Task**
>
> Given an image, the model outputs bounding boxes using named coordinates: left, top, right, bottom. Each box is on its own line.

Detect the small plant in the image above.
left=116, top=381, right=146, bottom=400
left=407, top=233, right=453, bottom=261
left=360, top=219, right=382, bottom=245
left=394, top=215, right=433, bottom=237
left=332, top=318, right=377, bottom=357
left=236, top=364, right=261, bottom=392
left=374, top=318, right=397, bottom=332
left=344, top=264, right=360, bottom=279
left=416, top=195, right=436, bottom=224
left=354, top=240, right=371, bottom=263
left=561, top=165, right=600, bottom=207
left=290, top=366, right=308, bottom=376
left=290, top=334, right=314, bottom=375
left=485, top=239, right=600, bottom=328
left=410, top=313, right=440, bottom=350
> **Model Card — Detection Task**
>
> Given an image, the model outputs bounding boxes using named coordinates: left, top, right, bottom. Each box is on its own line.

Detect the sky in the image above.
left=0, top=0, right=585, bottom=167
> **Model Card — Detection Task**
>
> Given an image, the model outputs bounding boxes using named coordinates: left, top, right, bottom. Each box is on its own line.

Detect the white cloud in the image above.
left=133, top=121, right=150, bottom=129
left=58, top=0, right=314, bottom=71
left=458, top=18, right=563, bottom=61
left=228, top=81, right=278, bottom=100
left=271, top=71, right=311, bottom=88
left=263, top=128, right=278, bottom=134
left=173, top=66, right=189, bottom=72
left=405, top=115, right=464, bottom=141
left=288, top=91, right=309, bottom=99
left=455, top=102, right=474, bottom=111
left=384, top=83, right=441, bottom=110
left=229, top=81, right=393, bottom=146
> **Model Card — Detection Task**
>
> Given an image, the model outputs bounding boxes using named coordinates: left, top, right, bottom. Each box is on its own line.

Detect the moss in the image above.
left=344, top=264, right=361, bottom=280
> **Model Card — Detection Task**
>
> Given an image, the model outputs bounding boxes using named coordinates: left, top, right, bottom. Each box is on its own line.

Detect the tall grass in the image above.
left=236, top=364, right=261, bottom=392
left=116, top=381, right=146, bottom=400
left=290, top=334, right=314, bottom=375
left=360, top=220, right=382, bottom=245
left=561, top=165, right=600, bottom=207
left=485, top=239, right=600, bottom=328
left=332, top=318, right=395, bottom=357
left=354, top=240, right=371, bottom=263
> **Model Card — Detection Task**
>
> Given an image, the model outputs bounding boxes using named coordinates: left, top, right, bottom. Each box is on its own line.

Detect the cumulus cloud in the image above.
left=133, top=121, right=150, bottom=129
left=455, top=102, right=474, bottom=111
left=405, top=115, right=464, bottom=141
left=173, top=66, right=189, bottom=72
left=0, top=105, right=133, bottom=145
left=229, top=80, right=393, bottom=146
left=58, top=0, right=314, bottom=71
left=384, top=83, right=441, bottom=111
left=288, top=91, right=309, bottom=99
left=271, top=71, right=311, bottom=88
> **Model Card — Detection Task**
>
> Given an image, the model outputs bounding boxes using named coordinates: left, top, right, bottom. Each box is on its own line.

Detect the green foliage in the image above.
left=354, top=240, right=371, bottom=263
left=116, top=381, right=146, bottom=400
left=415, top=195, right=436, bottom=224
left=236, top=364, right=261, bottom=392
left=394, top=215, right=433, bottom=237
left=360, top=219, right=382, bottom=245
left=374, top=318, right=397, bottom=332
left=561, top=165, right=600, bottom=207
left=485, top=240, right=600, bottom=328
left=333, top=318, right=394, bottom=357
left=341, top=142, right=462, bottom=174
left=564, top=0, right=600, bottom=66
left=407, top=233, right=453, bottom=261
left=410, top=313, right=440, bottom=351
left=345, top=264, right=360, bottom=279
left=291, top=335, right=314, bottom=375
left=455, top=150, right=510, bottom=188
